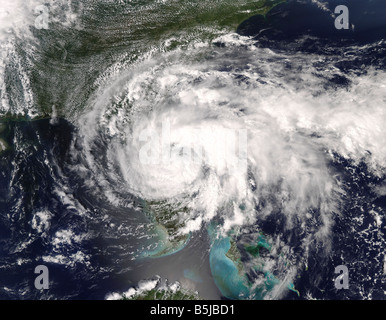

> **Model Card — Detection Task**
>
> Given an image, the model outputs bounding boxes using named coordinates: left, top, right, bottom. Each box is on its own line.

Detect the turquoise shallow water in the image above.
left=208, top=224, right=299, bottom=299
left=209, top=233, right=250, bottom=299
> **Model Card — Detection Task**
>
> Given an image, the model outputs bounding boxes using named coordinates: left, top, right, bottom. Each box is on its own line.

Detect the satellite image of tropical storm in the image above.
left=0, top=0, right=385, bottom=303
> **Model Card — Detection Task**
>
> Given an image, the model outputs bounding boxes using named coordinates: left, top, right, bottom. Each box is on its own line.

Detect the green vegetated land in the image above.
left=225, top=237, right=244, bottom=274
left=143, top=200, right=190, bottom=257
left=123, top=287, right=201, bottom=300
left=132, top=0, right=286, bottom=39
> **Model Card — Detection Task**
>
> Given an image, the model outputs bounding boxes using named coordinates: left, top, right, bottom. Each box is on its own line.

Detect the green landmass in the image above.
left=225, top=237, right=244, bottom=274
left=123, top=288, right=201, bottom=300
left=142, top=200, right=190, bottom=257
left=133, top=0, right=286, bottom=39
